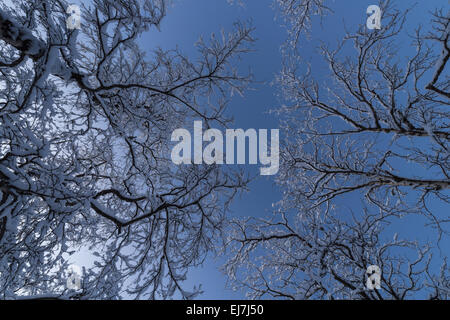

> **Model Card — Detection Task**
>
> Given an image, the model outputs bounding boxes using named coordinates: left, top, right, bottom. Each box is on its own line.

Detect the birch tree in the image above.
left=0, top=0, right=253, bottom=299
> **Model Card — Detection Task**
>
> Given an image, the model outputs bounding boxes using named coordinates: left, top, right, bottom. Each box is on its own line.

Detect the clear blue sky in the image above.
left=140, top=0, right=448, bottom=299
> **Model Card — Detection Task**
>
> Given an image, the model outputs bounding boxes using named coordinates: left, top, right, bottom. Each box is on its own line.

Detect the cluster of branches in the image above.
left=0, top=0, right=254, bottom=299
left=224, top=0, right=449, bottom=299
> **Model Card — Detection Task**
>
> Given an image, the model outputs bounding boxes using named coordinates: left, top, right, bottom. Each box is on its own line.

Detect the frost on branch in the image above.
left=224, top=1, right=449, bottom=300
left=0, top=10, right=45, bottom=60
left=0, top=0, right=253, bottom=299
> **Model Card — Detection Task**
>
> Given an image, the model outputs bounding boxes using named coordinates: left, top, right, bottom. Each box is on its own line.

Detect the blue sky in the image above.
left=139, top=0, right=448, bottom=299
left=142, top=0, right=286, bottom=299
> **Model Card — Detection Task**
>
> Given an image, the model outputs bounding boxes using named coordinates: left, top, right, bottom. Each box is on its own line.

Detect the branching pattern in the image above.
left=0, top=0, right=254, bottom=299
left=225, top=0, right=449, bottom=300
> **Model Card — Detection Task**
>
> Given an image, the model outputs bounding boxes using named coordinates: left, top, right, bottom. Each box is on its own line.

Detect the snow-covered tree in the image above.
left=224, top=1, right=449, bottom=299
left=0, top=0, right=253, bottom=299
